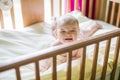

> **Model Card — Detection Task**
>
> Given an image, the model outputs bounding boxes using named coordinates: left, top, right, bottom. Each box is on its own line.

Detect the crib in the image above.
left=0, top=0, right=120, bottom=80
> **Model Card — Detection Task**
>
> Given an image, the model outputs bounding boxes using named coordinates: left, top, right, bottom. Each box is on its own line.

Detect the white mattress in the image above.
left=0, top=11, right=120, bottom=80
left=0, top=22, right=55, bottom=61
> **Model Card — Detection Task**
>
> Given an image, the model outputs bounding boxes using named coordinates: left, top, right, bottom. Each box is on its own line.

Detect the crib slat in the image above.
left=11, top=6, right=15, bottom=29
left=67, top=0, right=70, bottom=12
left=110, top=36, right=120, bottom=80
left=88, top=0, right=93, bottom=18
left=99, top=0, right=104, bottom=20
left=101, top=39, right=111, bottom=80
left=0, top=10, right=4, bottom=29
left=35, top=61, right=40, bottom=80
left=51, top=0, right=54, bottom=16
left=119, top=72, right=120, bottom=80
left=79, top=47, right=86, bottom=80
left=110, top=2, right=115, bottom=24
left=66, top=51, right=72, bottom=80
left=59, top=0, right=62, bottom=16
left=90, top=43, right=99, bottom=80
left=105, top=0, right=110, bottom=22
left=15, top=67, right=21, bottom=80
left=95, top=0, right=100, bottom=19
left=82, top=0, right=86, bottom=15
left=74, top=0, right=79, bottom=10
left=0, top=10, right=1, bottom=29
left=2, top=10, right=13, bottom=29
left=52, top=56, right=57, bottom=80
left=116, top=4, right=120, bottom=27
left=65, top=0, right=70, bottom=13
left=13, top=0, right=24, bottom=29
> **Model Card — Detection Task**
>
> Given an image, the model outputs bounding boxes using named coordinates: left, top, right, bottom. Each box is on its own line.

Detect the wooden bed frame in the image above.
left=0, top=29, right=120, bottom=80
left=0, top=0, right=120, bottom=80
left=0, top=0, right=119, bottom=28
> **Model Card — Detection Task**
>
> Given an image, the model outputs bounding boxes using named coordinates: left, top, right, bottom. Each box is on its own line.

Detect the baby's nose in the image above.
left=65, top=32, right=72, bottom=36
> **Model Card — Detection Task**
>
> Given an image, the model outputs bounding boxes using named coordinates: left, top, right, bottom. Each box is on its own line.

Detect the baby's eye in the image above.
left=70, top=30, right=76, bottom=32
left=60, top=31, right=66, bottom=33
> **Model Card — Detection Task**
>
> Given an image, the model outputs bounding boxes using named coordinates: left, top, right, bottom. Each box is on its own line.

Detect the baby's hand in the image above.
left=40, top=64, right=49, bottom=72
left=57, top=55, right=66, bottom=63
left=39, top=59, right=51, bottom=72
left=95, top=22, right=103, bottom=29
left=87, top=21, right=103, bottom=30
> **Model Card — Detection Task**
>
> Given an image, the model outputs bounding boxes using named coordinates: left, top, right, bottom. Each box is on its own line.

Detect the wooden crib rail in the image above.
left=105, top=0, right=120, bottom=27
left=0, top=29, right=120, bottom=80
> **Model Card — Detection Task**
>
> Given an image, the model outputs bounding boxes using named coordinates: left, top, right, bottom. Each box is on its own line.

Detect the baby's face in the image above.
left=56, top=24, right=79, bottom=43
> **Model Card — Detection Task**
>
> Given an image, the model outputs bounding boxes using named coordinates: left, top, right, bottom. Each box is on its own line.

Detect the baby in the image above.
left=40, top=15, right=102, bottom=72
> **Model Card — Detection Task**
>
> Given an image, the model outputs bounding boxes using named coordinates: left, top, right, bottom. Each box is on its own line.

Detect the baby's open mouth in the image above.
left=65, top=38, right=73, bottom=40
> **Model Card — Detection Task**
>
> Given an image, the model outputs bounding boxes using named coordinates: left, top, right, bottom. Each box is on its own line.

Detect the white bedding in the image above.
left=0, top=11, right=120, bottom=80
left=0, top=22, right=55, bottom=61
left=0, top=22, right=55, bottom=80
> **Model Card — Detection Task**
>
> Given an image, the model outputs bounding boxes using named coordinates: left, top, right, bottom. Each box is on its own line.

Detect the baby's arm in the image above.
left=40, top=58, right=52, bottom=72
left=57, top=55, right=66, bottom=64
left=82, top=22, right=102, bottom=37
left=72, top=48, right=83, bottom=60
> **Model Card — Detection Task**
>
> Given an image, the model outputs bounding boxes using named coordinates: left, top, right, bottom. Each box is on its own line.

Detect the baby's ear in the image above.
left=52, top=29, right=57, bottom=38
left=51, top=17, right=58, bottom=38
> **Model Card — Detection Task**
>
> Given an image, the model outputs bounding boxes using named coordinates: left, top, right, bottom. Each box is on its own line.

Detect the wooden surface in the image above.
left=101, top=39, right=111, bottom=80
left=105, top=0, right=110, bottom=22
left=110, top=2, right=115, bottom=24
left=82, top=0, right=86, bottom=15
left=104, top=0, right=120, bottom=27
left=90, top=43, right=99, bottom=80
left=110, top=36, right=120, bottom=80
left=21, top=0, right=44, bottom=26
left=88, top=0, right=93, bottom=18
left=74, top=0, right=79, bottom=10
left=66, top=51, right=72, bottom=80
left=79, top=47, right=86, bottom=80
left=0, top=10, right=3, bottom=29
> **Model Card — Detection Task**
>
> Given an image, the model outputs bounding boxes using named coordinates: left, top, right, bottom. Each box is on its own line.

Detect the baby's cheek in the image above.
left=73, top=36, right=78, bottom=40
